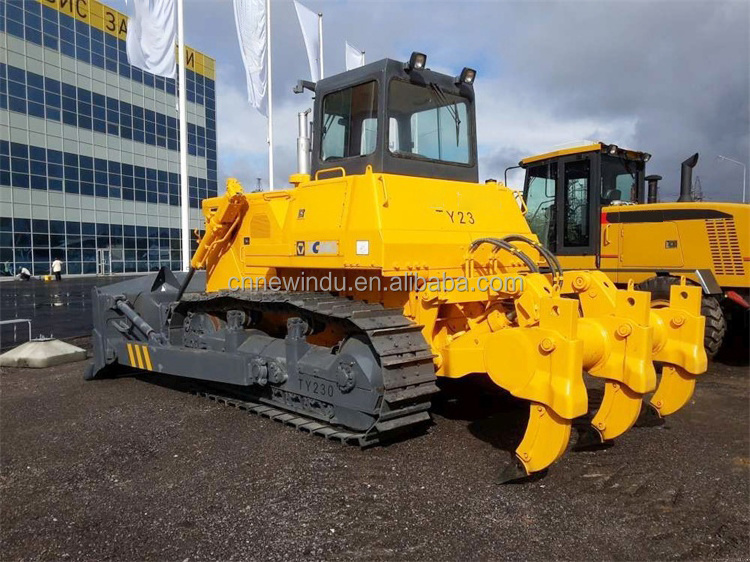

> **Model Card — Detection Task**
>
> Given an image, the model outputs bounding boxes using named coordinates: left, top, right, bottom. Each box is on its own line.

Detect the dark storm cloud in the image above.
left=110, top=0, right=748, bottom=199
left=495, top=1, right=749, bottom=200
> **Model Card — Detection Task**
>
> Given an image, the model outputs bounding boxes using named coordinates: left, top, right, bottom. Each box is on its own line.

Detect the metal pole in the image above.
left=267, top=0, right=274, bottom=190
left=718, top=155, right=747, bottom=203
left=318, top=12, right=324, bottom=79
left=177, top=0, right=190, bottom=270
left=297, top=109, right=311, bottom=175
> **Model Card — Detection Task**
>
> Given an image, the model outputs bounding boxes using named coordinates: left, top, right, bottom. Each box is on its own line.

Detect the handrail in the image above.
left=0, top=318, right=32, bottom=345
left=513, top=190, right=528, bottom=215
left=314, top=167, right=346, bottom=181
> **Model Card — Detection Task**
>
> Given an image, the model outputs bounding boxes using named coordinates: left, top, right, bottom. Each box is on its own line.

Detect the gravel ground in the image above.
left=1, top=335, right=748, bottom=561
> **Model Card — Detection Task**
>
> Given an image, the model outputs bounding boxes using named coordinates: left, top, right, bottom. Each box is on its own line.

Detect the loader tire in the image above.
left=636, top=276, right=726, bottom=359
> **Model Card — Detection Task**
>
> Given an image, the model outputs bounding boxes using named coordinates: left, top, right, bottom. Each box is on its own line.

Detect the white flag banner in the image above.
left=293, top=1, right=320, bottom=82
left=126, top=0, right=177, bottom=79
left=345, top=41, right=365, bottom=71
left=233, top=0, right=268, bottom=117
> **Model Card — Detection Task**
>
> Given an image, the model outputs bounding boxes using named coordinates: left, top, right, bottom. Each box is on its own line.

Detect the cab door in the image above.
left=553, top=155, right=599, bottom=270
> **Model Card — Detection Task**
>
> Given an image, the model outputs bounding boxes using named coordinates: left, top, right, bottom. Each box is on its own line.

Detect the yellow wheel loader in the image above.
left=87, top=54, right=707, bottom=481
left=518, top=143, right=749, bottom=357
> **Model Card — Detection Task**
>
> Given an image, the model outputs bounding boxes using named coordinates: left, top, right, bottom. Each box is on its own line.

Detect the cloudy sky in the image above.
left=114, top=0, right=749, bottom=201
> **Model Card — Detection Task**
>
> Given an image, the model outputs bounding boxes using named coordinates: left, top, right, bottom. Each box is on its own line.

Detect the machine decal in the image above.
left=126, top=343, right=152, bottom=370
left=665, top=240, right=678, bottom=249
left=296, top=241, right=305, bottom=255
left=308, top=241, right=339, bottom=255
left=446, top=211, right=476, bottom=224
left=356, top=240, right=370, bottom=255
left=299, top=376, right=336, bottom=398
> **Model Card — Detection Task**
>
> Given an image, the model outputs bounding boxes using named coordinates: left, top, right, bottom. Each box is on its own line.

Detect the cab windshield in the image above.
left=387, top=80, right=471, bottom=165
left=600, top=155, right=644, bottom=204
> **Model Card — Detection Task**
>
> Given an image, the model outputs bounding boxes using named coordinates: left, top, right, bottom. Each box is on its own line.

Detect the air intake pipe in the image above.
left=297, top=109, right=311, bottom=175
left=646, top=174, right=662, bottom=203
left=678, top=153, right=699, bottom=202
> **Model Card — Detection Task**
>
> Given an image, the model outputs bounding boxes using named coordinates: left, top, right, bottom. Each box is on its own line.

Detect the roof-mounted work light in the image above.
left=405, top=52, right=427, bottom=72
left=456, top=67, right=476, bottom=85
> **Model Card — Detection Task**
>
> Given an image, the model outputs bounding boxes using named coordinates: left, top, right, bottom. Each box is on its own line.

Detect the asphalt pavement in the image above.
left=0, top=276, right=125, bottom=350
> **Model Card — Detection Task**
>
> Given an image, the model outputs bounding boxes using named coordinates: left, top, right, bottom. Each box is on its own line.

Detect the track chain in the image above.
left=179, top=290, right=439, bottom=447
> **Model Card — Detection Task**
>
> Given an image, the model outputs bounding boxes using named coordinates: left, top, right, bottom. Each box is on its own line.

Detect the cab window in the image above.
left=563, top=160, right=591, bottom=247
left=524, top=163, right=557, bottom=250
left=321, top=81, right=378, bottom=161
left=387, top=80, right=471, bottom=165
left=600, top=155, right=643, bottom=204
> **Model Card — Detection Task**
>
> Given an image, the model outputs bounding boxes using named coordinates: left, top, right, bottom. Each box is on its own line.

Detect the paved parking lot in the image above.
left=0, top=277, right=126, bottom=350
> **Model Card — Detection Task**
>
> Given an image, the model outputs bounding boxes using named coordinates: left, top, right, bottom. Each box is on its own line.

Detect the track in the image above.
left=175, top=290, right=440, bottom=446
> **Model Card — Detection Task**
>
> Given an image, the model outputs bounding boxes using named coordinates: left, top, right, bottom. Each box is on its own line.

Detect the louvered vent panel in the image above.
left=706, top=218, right=744, bottom=276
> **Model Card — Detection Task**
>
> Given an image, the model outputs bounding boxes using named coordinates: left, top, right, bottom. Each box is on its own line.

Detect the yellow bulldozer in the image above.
left=87, top=53, right=707, bottom=481
left=518, top=143, right=749, bottom=357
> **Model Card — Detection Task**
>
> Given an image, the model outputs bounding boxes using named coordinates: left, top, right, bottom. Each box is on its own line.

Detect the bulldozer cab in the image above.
left=301, top=54, right=479, bottom=183
left=520, top=143, right=646, bottom=256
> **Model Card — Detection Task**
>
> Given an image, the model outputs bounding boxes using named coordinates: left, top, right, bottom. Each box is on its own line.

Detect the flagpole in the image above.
left=266, top=0, right=274, bottom=190
left=177, top=0, right=190, bottom=270
left=317, top=12, right=324, bottom=79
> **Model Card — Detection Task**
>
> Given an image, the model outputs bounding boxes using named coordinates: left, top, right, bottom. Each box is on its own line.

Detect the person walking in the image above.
left=51, top=258, right=64, bottom=281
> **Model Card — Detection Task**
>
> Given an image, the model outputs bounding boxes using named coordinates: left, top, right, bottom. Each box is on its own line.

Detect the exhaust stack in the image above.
left=297, top=109, right=312, bottom=175
left=678, top=153, right=699, bottom=202
left=646, top=174, right=662, bottom=203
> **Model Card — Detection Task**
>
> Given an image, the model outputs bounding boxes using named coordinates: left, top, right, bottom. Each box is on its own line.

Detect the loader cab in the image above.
left=304, top=54, right=479, bottom=183
left=520, top=143, right=647, bottom=256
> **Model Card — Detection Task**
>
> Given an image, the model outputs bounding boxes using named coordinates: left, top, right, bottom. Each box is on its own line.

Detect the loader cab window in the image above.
left=524, top=163, right=558, bottom=251
left=563, top=159, right=591, bottom=247
left=387, top=80, right=472, bottom=165
left=600, top=155, right=643, bottom=205
left=321, top=81, right=379, bottom=161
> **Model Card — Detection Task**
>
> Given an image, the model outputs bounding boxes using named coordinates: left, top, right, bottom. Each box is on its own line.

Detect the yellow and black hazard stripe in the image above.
left=125, top=343, right=153, bottom=370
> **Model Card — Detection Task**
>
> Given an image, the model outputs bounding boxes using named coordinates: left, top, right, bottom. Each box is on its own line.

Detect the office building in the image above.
left=0, top=0, right=218, bottom=276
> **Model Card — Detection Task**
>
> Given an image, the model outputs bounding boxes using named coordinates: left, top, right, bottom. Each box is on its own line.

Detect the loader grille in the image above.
left=706, top=218, right=745, bottom=276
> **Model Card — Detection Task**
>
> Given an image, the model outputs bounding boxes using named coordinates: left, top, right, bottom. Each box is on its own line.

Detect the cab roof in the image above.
left=519, top=141, right=649, bottom=167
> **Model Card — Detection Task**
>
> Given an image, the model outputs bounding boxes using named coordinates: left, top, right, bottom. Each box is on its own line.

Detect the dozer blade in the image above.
left=649, top=364, right=697, bottom=418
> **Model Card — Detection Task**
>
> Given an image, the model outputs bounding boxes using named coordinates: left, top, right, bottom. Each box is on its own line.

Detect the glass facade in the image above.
left=0, top=0, right=218, bottom=276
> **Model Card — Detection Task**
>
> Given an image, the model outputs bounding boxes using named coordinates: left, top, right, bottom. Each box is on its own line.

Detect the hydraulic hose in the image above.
left=469, top=237, right=540, bottom=274
left=501, top=234, right=564, bottom=288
